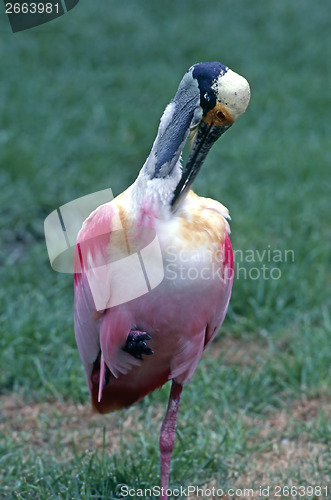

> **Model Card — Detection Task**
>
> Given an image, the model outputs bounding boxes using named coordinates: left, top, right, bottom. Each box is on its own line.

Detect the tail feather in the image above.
left=98, top=352, right=106, bottom=403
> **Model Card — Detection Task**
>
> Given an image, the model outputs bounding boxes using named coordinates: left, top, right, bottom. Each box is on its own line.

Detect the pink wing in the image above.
left=73, top=202, right=141, bottom=386
left=169, top=232, right=234, bottom=385
left=204, top=232, right=234, bottom=347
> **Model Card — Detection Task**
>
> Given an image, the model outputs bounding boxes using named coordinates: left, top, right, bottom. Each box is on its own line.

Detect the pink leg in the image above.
left=159, top=380, right=183, bottom=500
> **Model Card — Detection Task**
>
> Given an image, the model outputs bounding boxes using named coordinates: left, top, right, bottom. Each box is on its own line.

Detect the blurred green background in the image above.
left=0, top=1, right=330, bottom=498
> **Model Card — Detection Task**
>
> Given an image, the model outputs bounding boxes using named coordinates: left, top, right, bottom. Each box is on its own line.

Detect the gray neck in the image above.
left=143, top=71, right=200, bottom=179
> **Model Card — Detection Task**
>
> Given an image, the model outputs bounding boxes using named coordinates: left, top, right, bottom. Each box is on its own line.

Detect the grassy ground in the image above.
left=0, top=0, right=330, bottom=498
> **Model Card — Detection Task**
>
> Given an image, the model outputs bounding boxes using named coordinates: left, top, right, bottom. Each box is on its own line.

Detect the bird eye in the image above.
left=216, top=110, right=226, bottom=121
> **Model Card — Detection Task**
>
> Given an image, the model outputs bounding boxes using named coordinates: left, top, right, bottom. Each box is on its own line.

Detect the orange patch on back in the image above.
left=177, top=191, right=228, bottom=256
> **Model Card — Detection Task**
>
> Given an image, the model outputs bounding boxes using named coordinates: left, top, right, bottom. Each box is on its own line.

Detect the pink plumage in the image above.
left=73, top=61, right=250, bottom=498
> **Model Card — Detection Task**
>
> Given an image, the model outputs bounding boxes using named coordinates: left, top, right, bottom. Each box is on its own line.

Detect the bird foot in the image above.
left=123, top=330, right=154, bottom=360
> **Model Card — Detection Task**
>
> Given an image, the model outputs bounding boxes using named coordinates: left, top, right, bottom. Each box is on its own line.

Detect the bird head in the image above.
left=171, top=62, right=250, bottom=210
left=139, top=62, right=250, bottom=213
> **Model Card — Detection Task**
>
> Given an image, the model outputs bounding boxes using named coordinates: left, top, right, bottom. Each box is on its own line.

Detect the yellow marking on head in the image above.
left=202, top=103, right=234, bottom=127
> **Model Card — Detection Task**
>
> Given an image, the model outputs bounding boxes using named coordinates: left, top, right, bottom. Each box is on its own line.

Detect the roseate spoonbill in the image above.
left=74, top=62, right=250, bottom=498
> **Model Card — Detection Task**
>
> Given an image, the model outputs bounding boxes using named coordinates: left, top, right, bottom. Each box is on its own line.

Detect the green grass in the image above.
left=0, top=0, right=330, bottom=498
